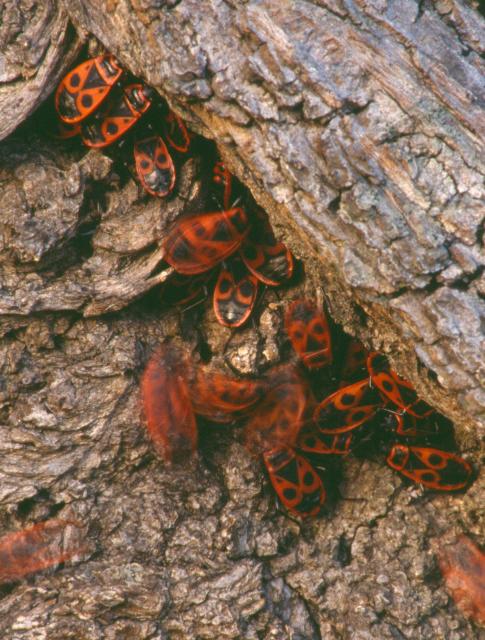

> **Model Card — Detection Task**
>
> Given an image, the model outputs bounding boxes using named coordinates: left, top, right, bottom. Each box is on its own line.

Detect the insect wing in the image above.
left=163, top=109, right=191, bottom=153
left=340, top=338, right=369, bottom=382
left=55, top=54, right=123, bottom=123
left=263, top=447, right=325, bottom=518
left=82, top=83, right=152, bottom=148
left=189, top=368, right=265, bottom=422
left=285, top=299, right=332, bottom=369
left=367, top=352, right=433, bottom=418
left=240, top=207, right=293, bottom=286
left=386, top=445, right=472, bottom=491
left=140, top=346, right=197, bottom=463
left=134, top=135, right=176, bottom=197
left=162, top=208, right=249, bottom=275
left=244, top=366, right=307, bottom=455
left=393, top=411, right=419, bottom=437
left=314, top=379, right=382, bottom=434
left=161, top=272, right=207, bottom=306
left=240, top=239, right=294, bottom=286
left=297, top=429, right=353, bottom=457
left=213, top=258, right=258, bottom=327
left=55, top=120, right=82, bottom=140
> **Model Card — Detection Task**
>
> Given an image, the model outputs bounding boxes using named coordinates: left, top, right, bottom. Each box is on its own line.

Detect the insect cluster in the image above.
left=53, top=51, right=473, bottom=518
left=53, top=53, right=295, bottom=328
left=54, top=53, right=189, bottom=197
left=141, top=299, right=473, bottom=519
left=160, top=196, right=294, bottom=327
left=1, top=48, right=476, bottom=592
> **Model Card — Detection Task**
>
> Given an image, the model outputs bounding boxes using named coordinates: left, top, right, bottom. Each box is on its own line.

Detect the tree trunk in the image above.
left=60, top=0, right=485, bottom=436
left=0, top=1, right=483, bottom=639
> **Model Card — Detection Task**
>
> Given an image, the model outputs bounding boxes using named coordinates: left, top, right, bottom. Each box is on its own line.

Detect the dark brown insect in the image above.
left=240, top=207, right=294, bottom=287
left=340, top=338, right=369, bottom=382
left=161, top=272, right=208, bottom=307
left=212, top=160, right=233, bottom=210
left=162, top=109, right=191, bottom=153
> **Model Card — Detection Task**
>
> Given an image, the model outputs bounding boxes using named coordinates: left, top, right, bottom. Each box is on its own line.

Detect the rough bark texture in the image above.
left=0, top=1, right=484, bottom=639
left=58, top=0, right=485, bottom=436
left=0, top=1, right=81, bottom=141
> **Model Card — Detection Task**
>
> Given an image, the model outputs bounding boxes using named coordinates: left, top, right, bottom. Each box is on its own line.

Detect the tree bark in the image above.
left=0, top=1, right=81, bottom=140
left=61, top=0, right=485, bottom=435
left=0, top=1, right=484, bottom=639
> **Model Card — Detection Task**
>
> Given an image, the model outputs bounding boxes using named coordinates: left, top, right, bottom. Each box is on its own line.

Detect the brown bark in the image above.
left=0, top=1, right=484, bottom=639
left=0, top=1, right=81, bottom=141
left=58, top=0, right=485, bottom=435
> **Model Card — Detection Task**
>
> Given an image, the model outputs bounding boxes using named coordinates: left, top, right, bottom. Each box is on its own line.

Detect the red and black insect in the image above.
left=240, top=207, right=294, bottom=287
left=367, top=352, right=434, bottom=418
left=263, top=447, right=326, bottom=518
left=386, top=445, right=472, bottom=491
left=139, top=298, right=473, bottom=519
left=244, top=365, right=308, bottom=456
left=209, top=165, right=294, bottom=325
left=188, top=365, right=266, bottom=423
left=213, top=256, right=259, bottom=327
left=162, top=208, right=249, bottom=275
left=81, top=83, right=153, bottom=148
left=0, top=519, right=84, bottom=584
left=314, top=378, right=382, bottom=434
left=140, top=345, right=197, bottom=463
left=55, top=54, right=123, bottom=124
left=55, top=54, right=191, bottom=199
left=242, top=365, right=328, bottom=518
left=297, top=428, right=353, bottom=457
left=160, top=160, right=293, bottom=328
left=162, top=109, right=191, bottom=153
left=285, top=299, right=332, bottom=369
left=134, top=135, right=176, bottom=197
